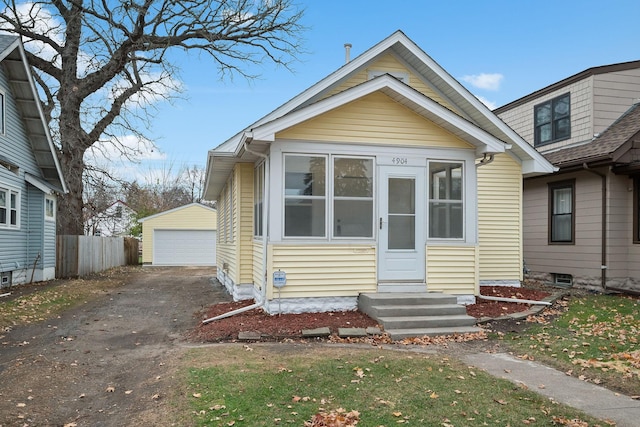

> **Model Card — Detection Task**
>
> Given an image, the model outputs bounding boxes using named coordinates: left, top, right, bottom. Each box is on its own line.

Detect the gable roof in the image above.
left=0, top=35, right=67, bottom=193
left=204, top=30, right=554, bottom=199
left=138, top=202, right=216, bottom=223
left=543, top=102, right=640, bottom=169
left=494, top=60, right=640, bottom=114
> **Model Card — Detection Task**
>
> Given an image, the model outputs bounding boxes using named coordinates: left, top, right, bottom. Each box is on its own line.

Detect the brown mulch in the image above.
left=189, top=286, right=552, bottom=342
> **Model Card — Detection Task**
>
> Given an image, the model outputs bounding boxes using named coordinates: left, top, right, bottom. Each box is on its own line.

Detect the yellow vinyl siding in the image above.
left=252, top=240, right=264, bottom=292
left=266, top=245, right=376, bottom=298
left=277, top=92, right=472, bottom=149
left=141, top=204, right=216, bottom=264
left=326, top=53, right=457, bottom=112
left=427, top=245, right=478, bottom=295
left=477, top=154, right=523, bottom=281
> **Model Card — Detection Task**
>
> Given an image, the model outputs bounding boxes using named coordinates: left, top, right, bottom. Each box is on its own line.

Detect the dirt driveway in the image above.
left=0, top=266, right=230, bottom=427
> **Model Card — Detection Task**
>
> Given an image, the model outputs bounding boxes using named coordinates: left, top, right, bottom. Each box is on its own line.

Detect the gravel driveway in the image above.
left=0, top=266, right=230, bottom=427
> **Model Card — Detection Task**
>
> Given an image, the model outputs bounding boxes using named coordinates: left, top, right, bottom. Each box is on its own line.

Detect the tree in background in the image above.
left=0, top=0, right=304, bottom=234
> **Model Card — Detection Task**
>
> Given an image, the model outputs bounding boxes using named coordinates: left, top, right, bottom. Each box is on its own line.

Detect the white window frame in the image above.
left=0, top=185, right=20, bottom=229
left=282, top=153, right=376, bottom=241
left=45, top=195, right=56, bottom=222
left=254, top=162, right=264, bottom=238
left=427, top=160, right=465, bottom=240
left=331, top=155, right=375, bottom=240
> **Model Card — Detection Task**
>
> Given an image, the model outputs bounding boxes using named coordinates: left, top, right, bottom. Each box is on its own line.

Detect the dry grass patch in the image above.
left=182, top=343, right=608, bottom=427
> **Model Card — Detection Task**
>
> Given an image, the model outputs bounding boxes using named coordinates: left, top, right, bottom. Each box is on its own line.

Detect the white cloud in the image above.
left=476, top=96, right=498, bottom=110
left=461, top=73, right=504, bottom=91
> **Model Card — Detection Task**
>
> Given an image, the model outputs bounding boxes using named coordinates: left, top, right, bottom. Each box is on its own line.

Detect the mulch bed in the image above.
left=189, top=286, right=552, bottom=342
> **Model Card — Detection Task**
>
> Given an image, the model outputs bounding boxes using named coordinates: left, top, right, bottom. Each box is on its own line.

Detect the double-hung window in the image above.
left=45, top=196, right=55, bottom=221
left=429, top=161, right=463, bottom=239
left=0, top=187, right=19, bottom=228
left=549, top=181, right=574, bottom=244
left=534, top=93, right=571, bottom=146
left=283, top=154, right=374, bottom=239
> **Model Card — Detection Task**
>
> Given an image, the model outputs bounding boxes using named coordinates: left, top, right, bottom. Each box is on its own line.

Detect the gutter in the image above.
left=582, top=164, right=607, bottom=290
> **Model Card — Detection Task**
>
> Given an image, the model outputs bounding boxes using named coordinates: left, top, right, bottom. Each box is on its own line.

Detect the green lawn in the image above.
left=503, top=292, right=640, bottom=396
left=183, top=345, right=606, bottom=427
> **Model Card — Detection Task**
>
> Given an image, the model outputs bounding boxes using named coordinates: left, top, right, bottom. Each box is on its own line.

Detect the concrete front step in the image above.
left=359, top=292, right=458, bottom=307
left=378, top=314, right=476, bottom=330
left=386, top=326, right=484, bottom=340
left=358, top=292, right=480, bottom=340
left=366, top=303, right=467, bottom=318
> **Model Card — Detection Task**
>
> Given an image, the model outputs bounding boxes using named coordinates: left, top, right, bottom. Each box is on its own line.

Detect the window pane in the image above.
left=0, top=208, right=5, bottom=224
left=539, top=123, right=552, bottom=142
left=555, top=117, right=570, bottom=139
left=285, top=156, right=325, bottom=196
left=334, top=200, right=373, bottom=237
left=0, top=191, right=5, bottom=207
left=389, top=215, right=415, bottom=249
left=389, top=178, right=415, bottom=214
left=429, top=202, right=463, bottom=239
left=554, top=95, right=570, bottom=117
left=10, top=210, right=16, bottom=225
left=553, top=188, right=572, bottom=214
left=552, top=214, right=572, bottom=241
left=334, top=158, right=373, bottom=197
left=535, top=104, right=551, bottom=125
left=285, top=199, right=325, bottom=237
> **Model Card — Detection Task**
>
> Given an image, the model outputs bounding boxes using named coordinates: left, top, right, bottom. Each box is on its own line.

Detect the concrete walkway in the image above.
left=462, top=352, right=640, bottom=427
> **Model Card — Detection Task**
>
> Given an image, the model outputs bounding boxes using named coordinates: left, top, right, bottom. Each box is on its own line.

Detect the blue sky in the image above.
left=144, top=0, right=640, bottom=173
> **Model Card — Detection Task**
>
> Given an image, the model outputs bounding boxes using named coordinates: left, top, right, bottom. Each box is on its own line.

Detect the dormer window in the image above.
left=368, top=70, right=409, bottom=84
left=534, top=93, right=571, bottom=146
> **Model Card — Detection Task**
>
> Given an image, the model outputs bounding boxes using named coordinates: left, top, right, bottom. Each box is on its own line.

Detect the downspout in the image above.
left=477, top=294, right=551, bottom=306
left=582, top=163, right=607, bottom=290
left=477, top=153, right=495, bottom=167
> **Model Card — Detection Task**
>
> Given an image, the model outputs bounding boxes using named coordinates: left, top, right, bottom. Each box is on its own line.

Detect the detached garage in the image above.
left=139, top=203, right=217, bottom=266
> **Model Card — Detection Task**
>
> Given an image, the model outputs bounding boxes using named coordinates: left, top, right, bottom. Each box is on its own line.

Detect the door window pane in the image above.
left=389, top=215, right=415, bottom=249
left=388, top=178, right=416, bottom=249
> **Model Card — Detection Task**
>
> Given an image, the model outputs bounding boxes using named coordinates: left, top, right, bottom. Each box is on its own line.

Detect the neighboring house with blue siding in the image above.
left=0, top=35, right=67, bottom=287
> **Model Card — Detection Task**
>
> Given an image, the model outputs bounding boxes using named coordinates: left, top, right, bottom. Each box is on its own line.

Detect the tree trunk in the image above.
left=57, top=144, right=86, bottom=236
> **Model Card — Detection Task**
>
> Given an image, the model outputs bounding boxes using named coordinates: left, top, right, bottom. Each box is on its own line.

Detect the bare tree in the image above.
left=0, top=0, right=304, bottom=234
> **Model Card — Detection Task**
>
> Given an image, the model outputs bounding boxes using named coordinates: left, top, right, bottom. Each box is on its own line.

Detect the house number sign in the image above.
left=377, top=155, right=422, bottom=166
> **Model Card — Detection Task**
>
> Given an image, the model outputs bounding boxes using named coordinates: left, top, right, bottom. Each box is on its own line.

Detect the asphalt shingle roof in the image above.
left=543, top=103, right=640, bottom=168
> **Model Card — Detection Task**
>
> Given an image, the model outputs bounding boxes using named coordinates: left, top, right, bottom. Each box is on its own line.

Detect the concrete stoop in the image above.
left=358, top=292, right=482, bottom=340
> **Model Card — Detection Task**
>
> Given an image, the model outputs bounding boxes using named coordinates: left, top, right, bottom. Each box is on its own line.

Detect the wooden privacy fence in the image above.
left=56, top=236, right=140, bottom=278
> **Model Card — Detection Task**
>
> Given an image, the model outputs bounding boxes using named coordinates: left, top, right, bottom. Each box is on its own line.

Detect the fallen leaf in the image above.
left=106, top=386, right=115, bottom=393
left=430, top=392, right=439, bottom=399
left=494, top=399, right=507, bottom=405
left=193, top=393, right=202, bottom=398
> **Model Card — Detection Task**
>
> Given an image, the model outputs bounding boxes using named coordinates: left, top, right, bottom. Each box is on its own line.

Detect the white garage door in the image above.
left=153, top=229, right=217, bottom=266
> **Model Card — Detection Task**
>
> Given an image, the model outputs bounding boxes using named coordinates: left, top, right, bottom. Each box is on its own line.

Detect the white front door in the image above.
left=377, top=166, right=426, bottom=291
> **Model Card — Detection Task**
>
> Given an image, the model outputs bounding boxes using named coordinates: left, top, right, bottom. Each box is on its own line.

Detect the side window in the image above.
left=534, top=93, right=571, bottom=146
left=549, top=180, right=575, bottom=244
left=428, top=161, right=463, bottom=239
left=0, top=186, right=19, bottom=228
left=45, top=196, right=56, bottom=221
left=254, top=163, right=264, bottom=237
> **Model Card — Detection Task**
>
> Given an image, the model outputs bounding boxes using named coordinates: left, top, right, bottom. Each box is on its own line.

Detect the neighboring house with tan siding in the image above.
left=139, top=203, right=217, bottom=266
left=495, top=60, right=640, bottom=293
left=203, top=31, right=554, bottom=313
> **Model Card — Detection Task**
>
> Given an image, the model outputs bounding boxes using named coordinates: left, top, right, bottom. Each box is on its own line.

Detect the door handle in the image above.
left=379, top=217, right=383, bottom=229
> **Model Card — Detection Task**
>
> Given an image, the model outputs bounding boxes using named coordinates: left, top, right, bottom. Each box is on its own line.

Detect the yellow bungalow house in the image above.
left=203, top=31, right=554, bottom=315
